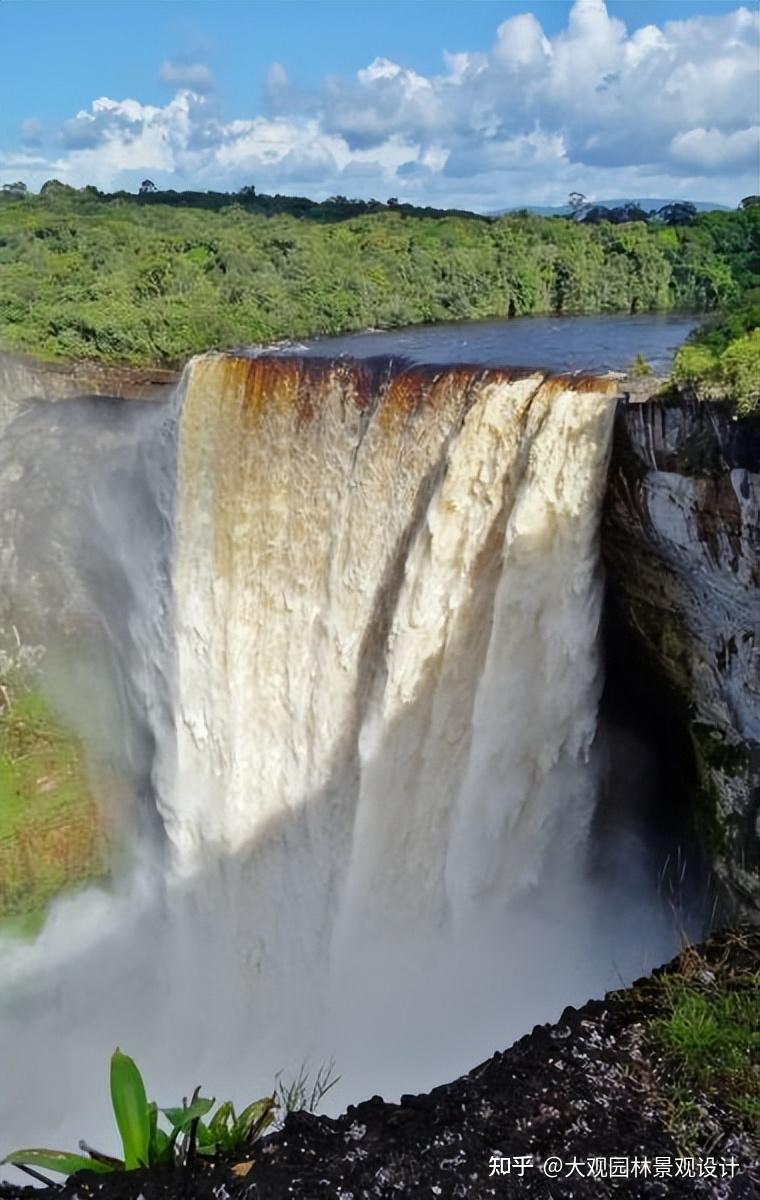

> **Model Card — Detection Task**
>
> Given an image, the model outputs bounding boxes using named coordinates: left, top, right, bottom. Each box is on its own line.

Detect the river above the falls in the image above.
left=270, top=311, right=699, bottom=374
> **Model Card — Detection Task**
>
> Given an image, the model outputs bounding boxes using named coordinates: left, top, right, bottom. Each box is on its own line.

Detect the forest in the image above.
left=0, top=187, right=758, bottom=409
left=672, top=287, right=760, bottom=415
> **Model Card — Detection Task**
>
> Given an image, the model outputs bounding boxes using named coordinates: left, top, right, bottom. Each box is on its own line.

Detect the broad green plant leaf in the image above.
left=2, top=1149, right=116, bottom=1177
left=110, top=1048, right=151, bottom=1170
left=161, top=1097, right=214, bottom=1133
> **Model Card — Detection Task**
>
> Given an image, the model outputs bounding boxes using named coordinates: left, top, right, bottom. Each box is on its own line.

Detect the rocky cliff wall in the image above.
left=604, top=395, right=760, bottom=918
left=0, top=354, right=176, bottom=433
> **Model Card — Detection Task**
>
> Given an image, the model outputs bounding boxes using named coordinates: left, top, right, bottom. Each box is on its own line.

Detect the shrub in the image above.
left=628, top=352, right=653, bottom=377
left=671, top=344, right=720, bottom=392
left=719, top=329, right=760, bottom=415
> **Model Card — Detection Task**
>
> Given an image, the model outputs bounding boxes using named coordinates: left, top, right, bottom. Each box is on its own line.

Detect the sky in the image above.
left=1, top=0, right=758, bottom=211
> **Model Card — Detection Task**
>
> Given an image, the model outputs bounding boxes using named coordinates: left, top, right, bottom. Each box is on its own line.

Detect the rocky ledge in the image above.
left=1, top=929, right=757, bottom=1200
left=0, top=353, right=178, bottom=400
left=0, top=353, right=177, bottom=436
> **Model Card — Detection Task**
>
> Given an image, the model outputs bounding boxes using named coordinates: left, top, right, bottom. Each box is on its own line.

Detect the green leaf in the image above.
left=2, top=1148, right=116, bottom=1177
left=208, top=1100, right=235, bottom=1142
left=146, top=1102, right=173, bottom=1168
left=161, top=1097, right=214, bottom=1133
left=110, top=1048, right=151, bottom=1170
left=194, top=1120, right=215, bottom=1148
left=196, top=1143, right=219, bottom=1157
left=232, top=1097, right=276, bottom=1145
left=152, top=1127, right=174, bottom=1166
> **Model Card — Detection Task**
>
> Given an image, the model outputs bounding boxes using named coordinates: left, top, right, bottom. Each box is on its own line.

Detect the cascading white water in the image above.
left=0, top=354, right=681, bottom=1170
left=168, top=355, right=613, bottom=918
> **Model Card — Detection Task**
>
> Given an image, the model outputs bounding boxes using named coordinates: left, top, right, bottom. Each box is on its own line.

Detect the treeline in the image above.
left=0, top=187, right=757, bottom=370
left=1, top=178, right=487, bottom=225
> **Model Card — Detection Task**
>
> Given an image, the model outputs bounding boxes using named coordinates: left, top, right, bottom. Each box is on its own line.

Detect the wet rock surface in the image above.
left=0, top=353, right=177, bottom=404
left=2, top=930, right=757, bottom=1200
left=604, top=395, right=760, bottom=918
left=0, top=353, right=176, bottom=441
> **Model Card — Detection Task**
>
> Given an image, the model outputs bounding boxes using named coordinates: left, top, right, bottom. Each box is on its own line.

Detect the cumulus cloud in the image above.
left=3, top=1, right=758, bottom=208
left=159, top=61, right=215, bottom=92
left=670, top=125, right=760, bottom=172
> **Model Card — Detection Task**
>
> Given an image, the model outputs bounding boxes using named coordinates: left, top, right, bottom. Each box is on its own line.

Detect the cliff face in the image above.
left=0, top=353, right=176, bottom=434
left=604, top=395, right=760, bottom=918
left=0, top=355, right=175, bottom=642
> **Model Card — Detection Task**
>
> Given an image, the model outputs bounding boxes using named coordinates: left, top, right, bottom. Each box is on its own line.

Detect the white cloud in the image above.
left=492, top=13, right=552, bottom=69
left=159, top=61, right=215, bottom=93
left=57, top=94, right=198, bottom=186
left=2, top=1, right=758, bottom=208
left=670, top=125, right=760, bottom=172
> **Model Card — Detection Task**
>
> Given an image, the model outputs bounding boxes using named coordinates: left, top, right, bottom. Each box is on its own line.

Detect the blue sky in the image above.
left=1, top=0, right=758, bottom=209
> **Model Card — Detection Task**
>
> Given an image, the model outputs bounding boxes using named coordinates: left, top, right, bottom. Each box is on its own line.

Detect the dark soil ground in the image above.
left=2, top=930, right=758, bottom=1200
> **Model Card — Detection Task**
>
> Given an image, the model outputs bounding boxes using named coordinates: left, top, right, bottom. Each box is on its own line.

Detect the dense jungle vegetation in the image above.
left=0, top=187, right=758, bottom=409
left=672, top=287, right=760, bottom=414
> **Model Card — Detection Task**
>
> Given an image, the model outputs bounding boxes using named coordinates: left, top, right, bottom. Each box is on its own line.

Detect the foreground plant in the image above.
left=2, top=1048, right=277, bottom=1184
left=276, top=1060, right=340, bottom=1115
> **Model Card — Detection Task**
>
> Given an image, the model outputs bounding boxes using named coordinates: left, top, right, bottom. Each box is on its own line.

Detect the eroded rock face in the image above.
left=604, top=396, right=760, bottom=918
left=0, top=353, right=176, bottom=434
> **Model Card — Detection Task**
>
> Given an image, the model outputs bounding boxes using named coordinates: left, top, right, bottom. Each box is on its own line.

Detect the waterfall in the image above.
left=1, top=353, right=679, bottom=1166
left=168, top=355, right=614, bottom=886
left=157, top=354, right=620, bottom=1066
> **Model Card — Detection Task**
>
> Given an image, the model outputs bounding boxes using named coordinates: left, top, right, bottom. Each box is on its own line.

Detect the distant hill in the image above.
left=493, top=198, right=732, bottom=216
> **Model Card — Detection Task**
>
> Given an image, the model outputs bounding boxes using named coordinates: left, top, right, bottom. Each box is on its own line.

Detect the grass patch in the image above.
left=0, top=683, right=108, bottom=924
left=0, top=906, right=48, bottom=941
left=650, top=937, right=760, bottom=1145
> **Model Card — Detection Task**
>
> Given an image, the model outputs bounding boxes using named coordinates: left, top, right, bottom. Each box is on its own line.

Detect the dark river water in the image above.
left=275, top=312, right=698, bottom=374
